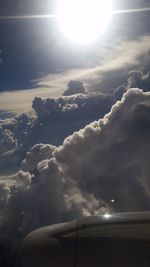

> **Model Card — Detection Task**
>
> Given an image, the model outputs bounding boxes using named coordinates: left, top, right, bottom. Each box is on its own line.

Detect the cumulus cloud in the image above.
left=0, top=91, right=114, bottom=176
left=0, top=154, right=106, bottom=249
left=113, top=85, right=126, bottom=101
left=1, top=88, right=150, bottom=265
left=2, top=89, right=150, bottom=214
left=128, top=70, right=150, bottom=91
left=0, top=113, right=35, bottom=174
left=21, top=144, right=56, bottom=173
left=0, top=129, right=17, bottom=155
left=63, top=80, right=86, bottom=96
left=54, top=88, right=150, bottom=212
left=0, top=128, right=19, bottom=175
left=3, top=88, right=150, bottom=232
left=113, top=69, right=150, bottom=101
left=32, top=92, right=114, bottom=124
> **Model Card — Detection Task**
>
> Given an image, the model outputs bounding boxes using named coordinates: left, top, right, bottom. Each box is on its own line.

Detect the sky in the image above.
left=0, top=0, right=150, bottom=113
left=0, top=0, right=150, bottom=265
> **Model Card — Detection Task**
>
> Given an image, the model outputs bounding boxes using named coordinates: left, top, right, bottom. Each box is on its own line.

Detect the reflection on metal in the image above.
left=103, top=213, right=112, bottom=219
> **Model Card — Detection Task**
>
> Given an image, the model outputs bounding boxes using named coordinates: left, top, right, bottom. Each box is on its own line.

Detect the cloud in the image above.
left=128, top=70, right=150, bottom=91
left=0, top=113, right=35, bottom=175
left=33, top=36, right=150, bottom=94
left=113, top=85, right=126, bottom=100
left=0, top=156, right=106, bottom=248
left=54, top=88, right=150, bottom=212
left=2, top=88, right=150, bottom=225
left=0, top=36, right=149, bottom=113
left=21, top=144, right=56, bottom=173
left=0, top=129, right=17, bottom=155
left=1, top=88, right=150, bottom=265
left=113, top=69, right=150, bottom=101
left=0, top=128, right=19, bottom=175
left=0, top=110, right=16, bottom=120
left=2, top=88, right=150, bottom=235
left=63, top=81, right=86, bottom=96
left=32, top=92, right=114, bottom=123
left=0, top=91, right=114, bottom=175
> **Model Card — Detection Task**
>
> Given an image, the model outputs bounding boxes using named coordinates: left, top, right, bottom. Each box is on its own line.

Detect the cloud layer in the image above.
left=1, top=88, right=150, bottom=248
left=0, top=91, right=114, bottom=175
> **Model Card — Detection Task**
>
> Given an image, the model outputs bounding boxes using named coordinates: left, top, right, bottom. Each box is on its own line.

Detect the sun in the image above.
left=57, top=0, right=113, bottom=44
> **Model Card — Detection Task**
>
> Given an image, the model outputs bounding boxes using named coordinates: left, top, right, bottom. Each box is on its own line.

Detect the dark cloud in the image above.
left=63, top=80, right=86, bottom=96
left=113, top=85, right=126, bottom=100
left=21, top=144, right=56, bottom=174
left=128, top=70, right=150, bottom=91
left=31, top=92, right=114, bottom=148
left=32, top=92, right=114, bottom=124
left=0, top=129, right=17, bottom=154
left=0, top=114, right=35, bottom=175
left=113, top=68, right=150, bottom=101
left=0, top=90, right=114, bottom=175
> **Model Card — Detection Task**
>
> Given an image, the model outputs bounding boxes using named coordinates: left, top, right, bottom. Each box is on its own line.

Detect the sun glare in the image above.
left=57, top=0, right=112, bottom=44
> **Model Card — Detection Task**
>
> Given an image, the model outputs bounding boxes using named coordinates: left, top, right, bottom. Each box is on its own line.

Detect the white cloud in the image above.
left=54, top=88, right=150, bottom=211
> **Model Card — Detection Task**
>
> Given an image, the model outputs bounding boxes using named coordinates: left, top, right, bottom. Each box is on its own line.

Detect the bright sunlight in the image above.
left=57, top=0, right=113, bottom=44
